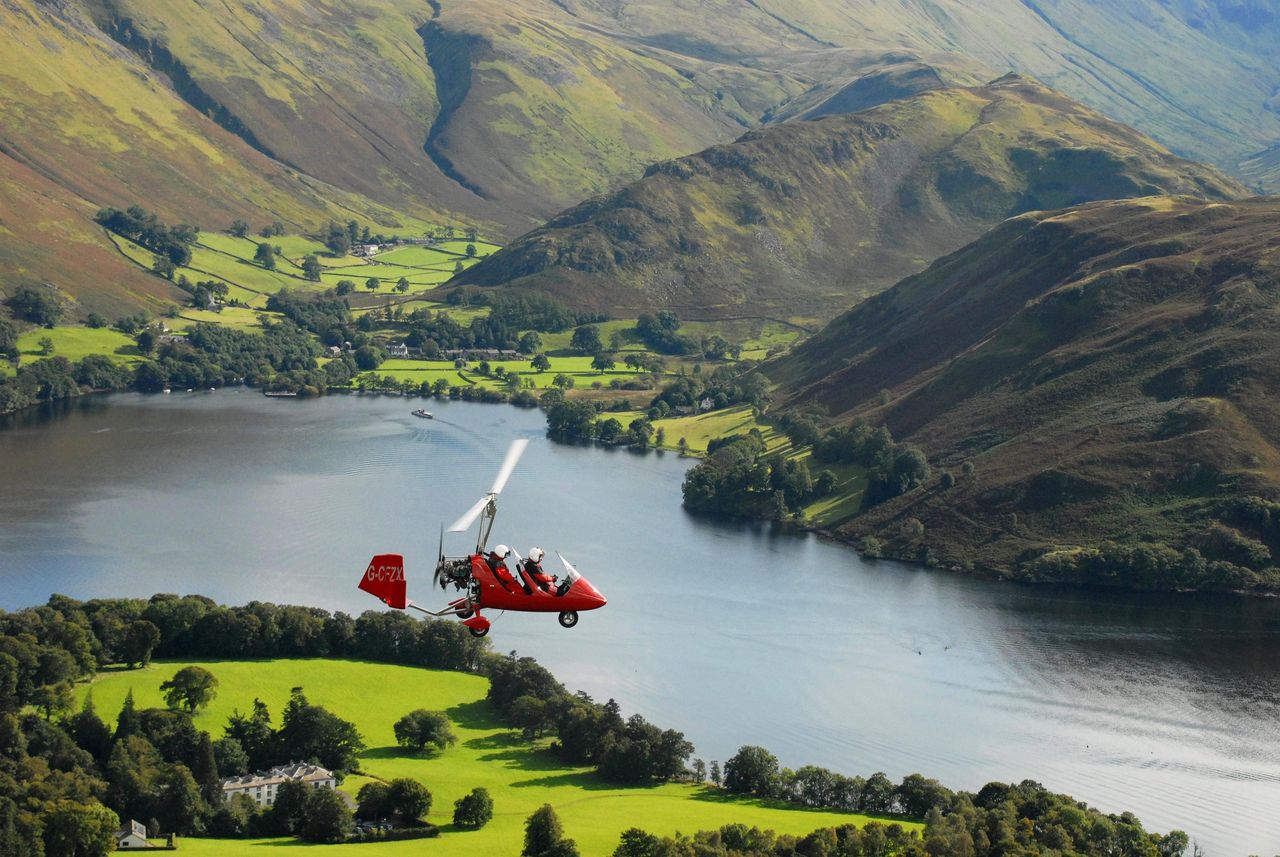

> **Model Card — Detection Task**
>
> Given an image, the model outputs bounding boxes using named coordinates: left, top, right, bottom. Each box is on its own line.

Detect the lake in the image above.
left=2, top=391, right=1277, bottom=854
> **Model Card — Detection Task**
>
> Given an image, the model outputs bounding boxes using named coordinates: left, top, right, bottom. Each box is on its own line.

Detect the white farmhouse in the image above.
left=222, top=763, right=336, bottom=808
left=115, top=819, right=149, bottom=849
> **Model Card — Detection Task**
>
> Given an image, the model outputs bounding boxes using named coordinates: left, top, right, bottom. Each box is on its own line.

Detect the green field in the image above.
left=14, top=326, right=143, bottom=367
left=366, top=355, right=653, bottom=391
left=170, top=307, right=277, bottom=332
left=79, top=660, right=914, bottom=855
left=649, top=404, right=787, bottom=455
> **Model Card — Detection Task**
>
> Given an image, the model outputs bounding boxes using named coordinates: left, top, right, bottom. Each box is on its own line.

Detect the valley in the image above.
left=4, top=0, right=1280, bottom=854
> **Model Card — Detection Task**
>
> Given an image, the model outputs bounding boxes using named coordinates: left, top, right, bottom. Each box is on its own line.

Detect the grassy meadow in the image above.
left=79, top=659, right=917, bottom=855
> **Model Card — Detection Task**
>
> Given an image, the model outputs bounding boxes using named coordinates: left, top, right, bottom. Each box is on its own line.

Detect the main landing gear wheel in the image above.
left=558, top=611, right=579, bottom=628
left=458, top=609, right=473, bottom=620
left=468, top=624, right=489, bottom=637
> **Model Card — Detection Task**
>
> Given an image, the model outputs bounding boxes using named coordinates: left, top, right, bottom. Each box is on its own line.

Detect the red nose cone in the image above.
left=579, top=579, right=606, bottom=609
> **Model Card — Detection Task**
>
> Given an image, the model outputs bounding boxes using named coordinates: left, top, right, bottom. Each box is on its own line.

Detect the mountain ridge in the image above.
left=764, top=194, right=1280, bottom=588
left=457, top=76, right=1246, bottom=321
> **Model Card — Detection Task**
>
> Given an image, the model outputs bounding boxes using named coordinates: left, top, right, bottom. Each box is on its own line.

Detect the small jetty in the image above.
left=264, top=391, right=298, bottom=398
left=412, top=409, right=433, bottom=419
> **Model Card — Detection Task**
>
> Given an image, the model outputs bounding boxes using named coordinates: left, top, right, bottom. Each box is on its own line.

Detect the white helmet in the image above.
left=493, top=544, right=510, bottom=558
left=529, top=547, right=545, bottom=563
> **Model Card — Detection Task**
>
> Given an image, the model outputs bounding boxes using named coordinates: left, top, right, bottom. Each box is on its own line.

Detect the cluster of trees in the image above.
left=0, top=355, right=133, bottom=414
left=682, top=432, right=834, bottom=520
left=633, top=311, right=693, bottom=354
left=95, top=206, right=198, bottom=267
left=646, top=365, right=770, bottom=419
left=614, top=767, right=1192, bottom=857
left=488, top=660, right=696, bottom=787
left=355, top=778, right=432, bottom=827
left=543, top=397, right=659, bottom=449
left=612, top=821, right=917, bottom=857
left=1020, top=542, right=1280, bottom=592
left=487, top=656, right=693, bottom=784
left=806, top=416, right=930, bottom=507
left=720, top=746, right=946, bottom=814
left=4, top=287, right=63, bottom=327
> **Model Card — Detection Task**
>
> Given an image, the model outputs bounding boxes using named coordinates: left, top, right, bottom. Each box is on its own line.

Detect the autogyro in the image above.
left=357, top=439, right=607, bottom=637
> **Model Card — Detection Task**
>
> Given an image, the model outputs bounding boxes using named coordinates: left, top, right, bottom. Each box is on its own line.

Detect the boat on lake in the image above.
left=412, top=409, right=433, bottom=419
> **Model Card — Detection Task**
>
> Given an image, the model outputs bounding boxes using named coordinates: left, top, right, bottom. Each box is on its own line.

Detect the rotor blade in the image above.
left=433, top=525, right=445, bottom=590
left=489, top=438, right=529, bottom=496
left=447, top=495, right=490, bottom=533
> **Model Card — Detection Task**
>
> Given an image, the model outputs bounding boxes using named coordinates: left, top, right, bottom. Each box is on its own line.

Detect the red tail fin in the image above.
left=359, top=554, right=407, bottom=609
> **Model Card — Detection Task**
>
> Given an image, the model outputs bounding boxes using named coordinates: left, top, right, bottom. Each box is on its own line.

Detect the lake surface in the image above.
left=2, top=391, right=1278, bottom=854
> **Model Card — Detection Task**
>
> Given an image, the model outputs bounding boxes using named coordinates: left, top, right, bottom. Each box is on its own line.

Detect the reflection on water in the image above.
left=2, top=392, right=1278, bottom=854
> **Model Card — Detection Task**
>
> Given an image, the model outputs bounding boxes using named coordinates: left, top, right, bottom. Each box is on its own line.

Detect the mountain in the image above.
left=458, top=77, right=1244, bottom=321
left=2, top=0, right=1277, bottom=315
left=766, top=195, right=1280, bottom=590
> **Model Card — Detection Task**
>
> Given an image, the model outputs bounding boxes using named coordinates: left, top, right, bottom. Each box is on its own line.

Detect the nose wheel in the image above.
left=558, top=610, right=579, bottom=628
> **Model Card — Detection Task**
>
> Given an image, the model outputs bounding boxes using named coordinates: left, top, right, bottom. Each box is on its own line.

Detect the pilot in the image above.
left=521, top=547, right=557, bottom=594
left=486, top=544, right=518, bottom=592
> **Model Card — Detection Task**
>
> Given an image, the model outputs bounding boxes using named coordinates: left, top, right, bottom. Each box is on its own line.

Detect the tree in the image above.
left=41, top=799, right=117, bottom=857
left=519, top=332, right=542, bottom=354
left=395, top=277, right=410, bottom=293
left=302, top=255, right=323, bottom=281
left=6, top=285, right=63, bottom=326
left=159, top=666, right=218, bottom=712
left=135, top=329, right=157, bottom=355
left=356, top=781, right=391, bottom=821
left=365, top=277, right=380, bottom=292
left=570, top=325, right=602, bottom=355
left=387, top=777, right=431, bottom=822
left=335, top=279, right=356, bottom=296
left=278, top=688, right=365, bottom=774
left=325, top=223, right=352, bottom=256
left=393, top=709, right=456, bottom=753
left=37, top=336, right=54, bottom=356
left=121, top=620, right=161, bottom=668
left=115, top=689, right=141, bottom=740
left=193, top=733, right=222, bottom=805
left=523, top=804, right=569, bottom=857
left=229, top=219, right=250, bottom=238
left=552, top=373, right=574, bottom=391
left=591, top=352, right=616, bottom=374
left=531, top=354, right=551, bottom=373
left=255, top=242, right=276, bottom=270
left=299, top=786, right=352, bottom=844
left=271, top=780, right=310, bottom=835
left=453, top=787, right=494, bottom=829
left=723, top=745, right=779, bottom=796
left=465, top=243, right=477, bottom=257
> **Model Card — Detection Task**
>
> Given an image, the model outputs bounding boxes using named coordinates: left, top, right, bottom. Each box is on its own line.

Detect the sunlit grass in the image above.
left=79, top=659, right=915, bottom=856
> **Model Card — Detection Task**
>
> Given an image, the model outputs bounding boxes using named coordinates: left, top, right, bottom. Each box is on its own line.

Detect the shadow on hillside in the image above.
left=361, top=745, right=447, bottom=761
left=463, top=731, right=524, bottom=751
left=446, top=699, right=505, bottom=731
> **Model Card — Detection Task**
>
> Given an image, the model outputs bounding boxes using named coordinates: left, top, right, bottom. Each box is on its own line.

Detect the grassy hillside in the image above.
left=79, top=659, right=915, bottom=854
left=766, top=195, right=1280, bottom=590
left=459, top=76, right=1244, bottom=322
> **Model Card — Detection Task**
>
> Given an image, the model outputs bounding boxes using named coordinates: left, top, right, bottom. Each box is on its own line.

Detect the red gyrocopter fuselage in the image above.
left=357, top=438, right=607, bottom=637
left=358, top=550, right=606, bottom=637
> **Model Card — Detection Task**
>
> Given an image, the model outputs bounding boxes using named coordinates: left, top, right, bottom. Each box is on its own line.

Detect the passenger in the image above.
left=485, top=544, right=518, bottom=592
left=521, top=547, right=557, bottom=594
